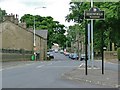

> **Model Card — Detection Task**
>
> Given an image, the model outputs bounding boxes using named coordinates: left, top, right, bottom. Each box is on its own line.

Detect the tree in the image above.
left=0, top=8, right=7, bottom=22
left=66, top=1, right=120, bottom=52
left=20, top=14, right=67, bottom=49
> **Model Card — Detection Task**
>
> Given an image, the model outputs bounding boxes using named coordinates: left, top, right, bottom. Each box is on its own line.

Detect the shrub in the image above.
left=117, top=48, right=120, bottom=61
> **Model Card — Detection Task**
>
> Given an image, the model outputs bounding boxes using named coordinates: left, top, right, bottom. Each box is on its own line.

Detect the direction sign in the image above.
left=84, top=7, right=105, bottom=20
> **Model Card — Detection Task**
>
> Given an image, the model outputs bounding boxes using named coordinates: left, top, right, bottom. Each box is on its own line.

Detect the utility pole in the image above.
left=33, top=6, right=46, bottom=61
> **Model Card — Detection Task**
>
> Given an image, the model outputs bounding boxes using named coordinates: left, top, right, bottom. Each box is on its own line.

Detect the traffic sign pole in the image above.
left=91, top=0, right=94, bottom=68
left=84, top=1, right=105, bottom=75
left=85, top=21, right=88, bottom=75
left=88, top=23, right=91, bottom=66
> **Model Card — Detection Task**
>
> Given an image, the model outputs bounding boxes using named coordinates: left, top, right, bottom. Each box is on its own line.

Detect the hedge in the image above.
left=117, top=48, right=120, bottom=61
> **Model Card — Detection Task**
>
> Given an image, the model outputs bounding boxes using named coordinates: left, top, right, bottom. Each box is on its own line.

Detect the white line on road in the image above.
left=47, top=63, right=53, bottom=65
left=36, top=65, right=45, bottom=68
left=78, top=63, right=84, bottom=68
left=77, top=67, right=100, bottom=69
left=0, top=69, right=3, bottom=71
left=40, top=66, right=78, bottom=68
left=26, top=64, right=32, bottom=66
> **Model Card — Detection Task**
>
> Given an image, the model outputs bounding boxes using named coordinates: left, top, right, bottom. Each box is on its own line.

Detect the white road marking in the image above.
left=36, top=65, right=45, bottom=68
left=78, top=63, right=84, bottom=68
left=26, top=64, right=31, bottom=66
left=43, top=66, right=78, bottom=68
left=47, top=63, right=53, bottom=65
left=78, top=67, right=100, bottom=69
left=0, top=69, right=3, bottom=71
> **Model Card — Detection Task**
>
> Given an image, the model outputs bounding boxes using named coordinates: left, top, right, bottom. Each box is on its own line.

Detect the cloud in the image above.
left=0, top=0, right=74, bottom=26
left=19, top=0, right=47, bottom=7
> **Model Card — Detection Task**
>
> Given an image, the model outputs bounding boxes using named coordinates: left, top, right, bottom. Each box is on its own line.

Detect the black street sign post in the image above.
left=84, top=7, right=105, bottom=75
left=85, top=21, right=88, bottom=75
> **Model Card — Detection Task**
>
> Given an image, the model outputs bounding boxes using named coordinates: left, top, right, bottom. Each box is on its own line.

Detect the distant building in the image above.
left=0, top=13, right=48, bottom=61
left=52, top=43, right=59, bottom=51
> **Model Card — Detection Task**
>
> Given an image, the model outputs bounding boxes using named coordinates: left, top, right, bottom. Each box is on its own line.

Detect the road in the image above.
left=2, top=52, right=118, bottom=88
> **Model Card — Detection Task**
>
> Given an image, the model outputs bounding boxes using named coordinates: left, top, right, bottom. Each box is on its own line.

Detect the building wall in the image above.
left=1, top=21, right=33, bottom=50
left=40, top=39, right=45, bottom=60
left=0, top=20, right=47, bottom=61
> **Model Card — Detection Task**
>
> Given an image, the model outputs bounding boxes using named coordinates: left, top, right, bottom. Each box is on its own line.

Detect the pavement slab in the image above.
left=63, top=64, right=119, bottom=88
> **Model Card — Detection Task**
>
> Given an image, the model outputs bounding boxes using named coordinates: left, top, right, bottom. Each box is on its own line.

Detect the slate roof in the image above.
left=35, top=30, right=48, bottom=39
left=30, top=30, right=48, bottom=39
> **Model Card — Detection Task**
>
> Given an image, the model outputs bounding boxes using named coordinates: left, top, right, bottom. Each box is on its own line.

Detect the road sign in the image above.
left=84, top=7, right=105, bottom=20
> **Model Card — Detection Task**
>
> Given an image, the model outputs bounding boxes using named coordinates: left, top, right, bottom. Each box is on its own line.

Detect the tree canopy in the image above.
left=66, top=1, right=120, bottom=51
left=20, top=14, right=67, bottom=49
left=0, top=8, right=7, bottom=22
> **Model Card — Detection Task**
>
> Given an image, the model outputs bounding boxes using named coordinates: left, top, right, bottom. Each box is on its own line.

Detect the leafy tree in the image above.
left=20, top=14, right=67, bottom=49
left=66, top=1, right=120, bottom=52
left=0, top=8, right=7, bottom=22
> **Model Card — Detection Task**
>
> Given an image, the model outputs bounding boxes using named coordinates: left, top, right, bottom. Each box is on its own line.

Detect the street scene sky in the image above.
left=0, top=0, right=76, bottom=26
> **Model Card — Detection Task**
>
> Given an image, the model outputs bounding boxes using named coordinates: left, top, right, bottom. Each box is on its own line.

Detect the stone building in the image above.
left=0, top=14, right=48, bottom=61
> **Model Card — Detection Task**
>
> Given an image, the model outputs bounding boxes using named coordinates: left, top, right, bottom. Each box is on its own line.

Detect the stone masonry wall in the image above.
left=0, top=20, right=47, bottom=61
left=1, top=21, right=33, bottom=50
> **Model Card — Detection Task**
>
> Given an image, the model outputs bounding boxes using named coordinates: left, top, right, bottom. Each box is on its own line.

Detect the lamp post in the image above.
left=33, top=6, right=46, bottom=60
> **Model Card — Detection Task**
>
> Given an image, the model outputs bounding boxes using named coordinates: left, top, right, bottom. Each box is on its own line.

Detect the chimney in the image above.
left=3, top=13, right=15, bottom=22
left=14, top=14, right=19, bottom=25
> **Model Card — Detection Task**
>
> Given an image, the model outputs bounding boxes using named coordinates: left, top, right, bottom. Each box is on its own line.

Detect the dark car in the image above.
left=80, top=54, right=88, bottom=61
left=80, top=54, right=85, bottom=61
left=60, top=50, right=64, bottom=54
left=71, top=53, right=79, bottom=60
left=69, top=53, right=73, bottom=58
left=49, top=53, right=54, bottom=59
left=47, top=52, right=54, bottom=60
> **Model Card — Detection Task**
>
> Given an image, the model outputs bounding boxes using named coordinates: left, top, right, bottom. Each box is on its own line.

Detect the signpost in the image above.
left=84, top=7, right=105, bottom=20
left=84, top=4, right=105, bottom=75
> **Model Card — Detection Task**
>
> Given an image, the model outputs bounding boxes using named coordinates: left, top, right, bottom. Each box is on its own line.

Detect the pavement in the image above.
left=1, top=61, right=36, bottom=70
left=63, top=63, right=119, bottom=88
left=105, top=59, right=118, bottom=64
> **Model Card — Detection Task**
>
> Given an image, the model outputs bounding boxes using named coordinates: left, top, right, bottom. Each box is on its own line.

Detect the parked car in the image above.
left=80, top=54, right=88, bottom=61
left=80, top=54, right=85, bottom=61
left=47, top=52, right=54, bottom=60
left=49, top=49, right=53, bottom=52
left=60, top=50, right=64, bottom=54
left=69, top=53, right=73, bottom=58
left=49, top=53, right=54, bottom=59
left=71, top=53, right=79, bottom=60
left=54, top=49, right=58, bottom=53
left=65, top=52, right=69, bottom=56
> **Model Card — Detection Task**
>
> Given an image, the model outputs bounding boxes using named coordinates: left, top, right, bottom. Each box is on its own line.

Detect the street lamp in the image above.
left=33, top=6, right=46, bottom=60
left=34, top=6, right=46, bottom=46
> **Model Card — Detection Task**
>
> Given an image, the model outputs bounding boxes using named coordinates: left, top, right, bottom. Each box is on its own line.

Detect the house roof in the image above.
left=30, top=30, right=48, bottom=39
left=35, top=30, right=48, bottom=39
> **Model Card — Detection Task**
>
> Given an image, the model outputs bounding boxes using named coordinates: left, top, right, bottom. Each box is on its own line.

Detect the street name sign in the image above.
left=84, top=7, right=105, bottom=20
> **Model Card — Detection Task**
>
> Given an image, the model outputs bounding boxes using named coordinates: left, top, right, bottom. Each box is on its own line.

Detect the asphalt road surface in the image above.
left=2, top=52, right=117, bottom=88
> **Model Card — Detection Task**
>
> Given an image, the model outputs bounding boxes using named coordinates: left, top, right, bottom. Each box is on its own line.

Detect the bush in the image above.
left=117, top=48, right=120, bottom=61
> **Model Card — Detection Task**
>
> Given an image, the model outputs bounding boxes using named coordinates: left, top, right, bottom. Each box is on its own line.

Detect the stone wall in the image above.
left=0, top=20, right=47, bottom=61
left=104, top=51, right=118, bottom=60
left=2, top=53, right=32, bottom=62
left=1, top=20, right=33, bottom=51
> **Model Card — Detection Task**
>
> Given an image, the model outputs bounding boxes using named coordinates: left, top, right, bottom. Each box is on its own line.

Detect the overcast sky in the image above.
left=0, top=0, right=75, bottom=27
